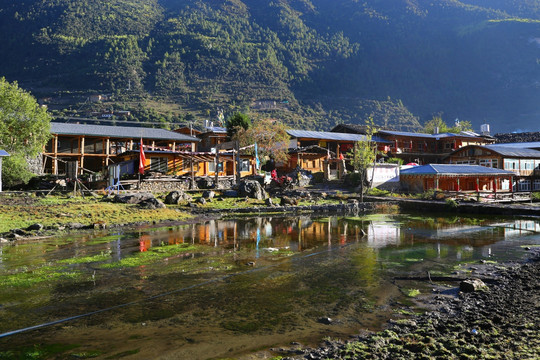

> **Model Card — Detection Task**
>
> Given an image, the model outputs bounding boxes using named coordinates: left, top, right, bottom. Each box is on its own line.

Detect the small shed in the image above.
left=0, top=150, right=10, bottom=192
left=400, top=164, right=515, bottom=193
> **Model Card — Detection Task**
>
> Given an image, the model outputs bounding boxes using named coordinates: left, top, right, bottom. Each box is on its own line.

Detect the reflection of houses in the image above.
left=44, top=122, right=199, bottom=176
left=400, top=164, right=515, bottom=193
left=446, top=145, right=540, bottom=192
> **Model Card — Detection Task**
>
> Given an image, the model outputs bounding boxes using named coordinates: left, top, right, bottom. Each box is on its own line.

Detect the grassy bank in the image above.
left=0, top=194, right=192, bottom=234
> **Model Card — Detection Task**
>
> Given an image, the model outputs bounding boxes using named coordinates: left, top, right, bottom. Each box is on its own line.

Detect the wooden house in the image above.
left=446, top=145, right=540, bottom=192
left=375, top=130, right=494, bottom=164
left=0, top=150, right=9, bottom=192
left=330, top=124, right=495, bottom=164
left=401, top=164, right=515, bottom=193
left=44, top=123, right=200, bottom=176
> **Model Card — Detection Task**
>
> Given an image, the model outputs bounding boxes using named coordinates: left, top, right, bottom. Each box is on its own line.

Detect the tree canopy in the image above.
left=226, top=112, right=251, bottom=138
left=234, top=118, right=290, bottom=165
left=0, top=77, right=51, bottom=186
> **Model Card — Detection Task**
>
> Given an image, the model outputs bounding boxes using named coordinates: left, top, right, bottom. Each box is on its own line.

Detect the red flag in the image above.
left=139, top=138, right=146, bottom=174
left=339, top=153, right=344, bottom=160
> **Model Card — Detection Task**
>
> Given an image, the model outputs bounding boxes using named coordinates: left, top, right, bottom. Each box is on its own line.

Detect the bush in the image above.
left=445, top=198, right=458, bottom=209
left=367, top=188, right=390, bottom=196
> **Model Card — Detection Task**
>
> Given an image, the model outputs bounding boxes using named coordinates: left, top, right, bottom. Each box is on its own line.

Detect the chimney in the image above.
left=205, top=120, right=209, bottom=128
left=434, top=126, right=439, bottom=135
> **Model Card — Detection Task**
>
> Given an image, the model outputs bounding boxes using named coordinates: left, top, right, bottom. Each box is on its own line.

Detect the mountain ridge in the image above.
left=1, top=0, right=539, bottom=132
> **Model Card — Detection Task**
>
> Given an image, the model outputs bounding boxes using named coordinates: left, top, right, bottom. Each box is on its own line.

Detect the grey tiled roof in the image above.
left=489, top=142, right=540, bottom=150
left=401, top=164, right=514, bottom=176
left=287, top=129, right=389, bottom=143
left=377, top=130, right=481, bottom=139
left=50, top=123, right=200, bottom=142
left=484, top=145, right=540, bottom=158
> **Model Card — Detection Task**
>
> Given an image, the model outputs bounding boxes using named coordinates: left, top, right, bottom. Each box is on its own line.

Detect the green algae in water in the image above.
left=0, top=265, right=81, bottom=287
left=57, top=251, right=112, bottom=264
left=0, top=343, right=80, bottom=360
left=405, top=289, right=421, bottom=297
left=99, top=243, right=202, bottom=269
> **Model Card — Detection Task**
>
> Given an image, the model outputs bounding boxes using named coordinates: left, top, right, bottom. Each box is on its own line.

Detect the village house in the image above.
left=400, top=164, right=515, bottom=193
left=330, top=124, right=495, bottom=164
left=446, top=145, right=540, bottom=192
left=43, top=122, right=199, bottom=177
left=284, top=129, right=390, bottom=179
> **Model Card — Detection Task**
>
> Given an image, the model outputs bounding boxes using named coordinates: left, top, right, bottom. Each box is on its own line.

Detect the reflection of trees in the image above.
left=350, top=244, right=379, bottom=288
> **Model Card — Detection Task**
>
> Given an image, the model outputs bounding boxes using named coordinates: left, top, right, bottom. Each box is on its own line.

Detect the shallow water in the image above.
left=0, top=212, right=539, bottom=359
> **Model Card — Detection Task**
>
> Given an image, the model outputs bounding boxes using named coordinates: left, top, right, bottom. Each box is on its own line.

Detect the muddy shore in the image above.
left=275, top=250, right=540, bottom=359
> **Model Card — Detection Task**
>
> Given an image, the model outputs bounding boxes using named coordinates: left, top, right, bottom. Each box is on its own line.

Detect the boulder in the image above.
left=138, top=198, right=166, bottom=209
left=26, top=223, right=44, bottom=231
left=202, top=190, right=215, bottom=199
left=114, top=193, right=155, bottom=204
left=460, top=278, right=489, bottom=293
left=198, top=197, right=207, bottom=205
left=265, top=198, right=274, bottom=206
left=223, top=190, right=238, bottom=198
left=164, top=191, right=192, bottom=204
left=239, top=180, right=267, bottom=200
left=280, top=196, right=298, bottom=206
left=197, top=177, right=214, bottom=189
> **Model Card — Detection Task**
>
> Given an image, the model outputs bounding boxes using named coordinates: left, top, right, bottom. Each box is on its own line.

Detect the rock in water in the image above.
left=460, top=278, right=489, bottom=292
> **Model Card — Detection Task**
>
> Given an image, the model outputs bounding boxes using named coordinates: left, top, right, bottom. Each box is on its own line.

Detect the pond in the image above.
left=1, top=212, right=540, bottom=359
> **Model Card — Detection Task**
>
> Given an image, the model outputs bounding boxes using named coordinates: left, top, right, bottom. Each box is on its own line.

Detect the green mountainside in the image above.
left=1, top=0, right=539, bottom=132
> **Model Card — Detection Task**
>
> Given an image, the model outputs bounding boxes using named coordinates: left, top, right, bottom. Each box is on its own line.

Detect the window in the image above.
left=479, top=159, right=498, bottom=168
left=522, top=160, right=534, bottom=170
left=209, top=161, right=223, bottom=173
left=534, top=179, right=540, bottom=191
left=240, top=159, right=251, bottom=172
left=150, top=157, right=168, bottom=173
left=504, top=159, right=519, bottom=171
left=518, top=180, right=531, bottom=192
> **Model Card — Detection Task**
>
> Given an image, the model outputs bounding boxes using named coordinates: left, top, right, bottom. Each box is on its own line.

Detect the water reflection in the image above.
left=1, top=213, right=540, bottom=359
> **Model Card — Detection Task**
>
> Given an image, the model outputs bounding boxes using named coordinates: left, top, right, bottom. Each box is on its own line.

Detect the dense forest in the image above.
left=0, top=0, right=539, bottom=132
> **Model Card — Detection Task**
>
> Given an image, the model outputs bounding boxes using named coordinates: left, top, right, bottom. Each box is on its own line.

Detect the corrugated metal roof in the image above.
left=0, top=150, right=9, bottom=157
left=490, top=142, right=540, bottom=149
left=484, top=145, right=540, bottom=158
left=287, top=129, right=389, bottom=143
left=51, top=123, right=200, bottom=142
left=377, top=130, right=481, bottom=139
left=401, top=164, right=515, bottom=176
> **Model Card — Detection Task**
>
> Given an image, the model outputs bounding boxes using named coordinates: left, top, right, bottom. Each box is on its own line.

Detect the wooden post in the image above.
left=105, top=138, right=110, bottom=166
left=214, top=149, right=219, bottom=186
left=235, top=141, right=241, bottom=184
left=53, top=135, right=58, bottom=175
left=80, top=136, right=85, bottom=176
left=190, top=155, right=195, bottom=190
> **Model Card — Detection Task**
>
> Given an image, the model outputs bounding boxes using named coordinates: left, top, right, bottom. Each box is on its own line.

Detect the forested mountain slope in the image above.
left=1, top=0, right=539, bottom=132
